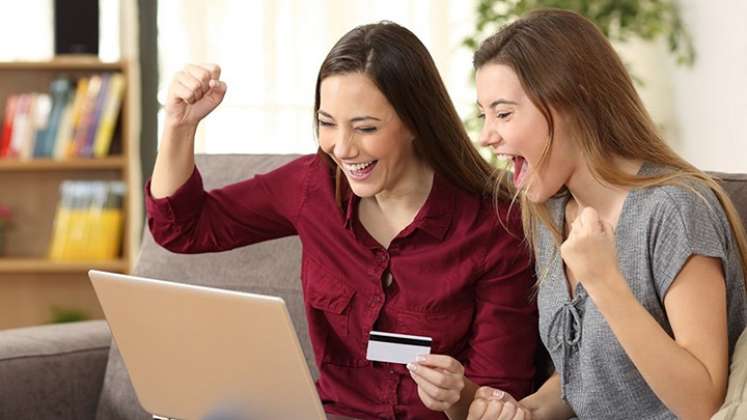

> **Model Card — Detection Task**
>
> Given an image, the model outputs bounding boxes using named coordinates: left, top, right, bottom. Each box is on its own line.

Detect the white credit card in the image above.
left=366, top=331, right=432, bottom=365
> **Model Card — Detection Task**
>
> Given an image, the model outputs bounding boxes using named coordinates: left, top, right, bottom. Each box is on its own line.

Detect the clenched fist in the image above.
left=560, top=206, right=621, bottom=294
left=164, top=63, right=227, bottom=127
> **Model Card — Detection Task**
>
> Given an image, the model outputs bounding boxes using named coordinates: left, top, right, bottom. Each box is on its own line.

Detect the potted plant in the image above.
left=464, top=0, right=695, bottom=66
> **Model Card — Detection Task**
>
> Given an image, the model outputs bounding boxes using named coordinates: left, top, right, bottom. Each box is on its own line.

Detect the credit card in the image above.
left=366, top=331, right=432, bottom=365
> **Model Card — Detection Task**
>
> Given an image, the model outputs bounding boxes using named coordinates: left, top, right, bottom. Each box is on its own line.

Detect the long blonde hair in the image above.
left=473, top=9, right=747, bottom=282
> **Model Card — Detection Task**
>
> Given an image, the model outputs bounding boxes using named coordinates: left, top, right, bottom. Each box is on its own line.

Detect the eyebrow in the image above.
left=317, top=110, right=382, bottom=122
left=477, top=99, right=519, bottom=109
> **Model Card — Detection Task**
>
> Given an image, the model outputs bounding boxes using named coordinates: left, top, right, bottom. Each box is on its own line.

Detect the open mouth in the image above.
left=342, top=160, right=378, bottom=180
left=496, top=154, right=528, bottom=188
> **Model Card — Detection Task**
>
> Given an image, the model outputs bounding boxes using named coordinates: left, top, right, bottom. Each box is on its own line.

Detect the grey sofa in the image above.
left=1, top=154, right=746, bottom=420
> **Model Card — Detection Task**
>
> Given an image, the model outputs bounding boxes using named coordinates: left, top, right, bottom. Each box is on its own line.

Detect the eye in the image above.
left=477, top=113, right=485, bottom=120
left=357, top=127, right=378, bottom=133
left=497, top=111, right=512, bottom=119
left=319, top=120, right=335, bottom=127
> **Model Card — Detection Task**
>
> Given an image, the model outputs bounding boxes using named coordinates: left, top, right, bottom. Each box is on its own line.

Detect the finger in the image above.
left=580, top=207, right=602, bottom=232
left=467, top=398, right=488, bottom=420
left=201, top=63, right=222, bottom=80
left=185, top=64, right=213, bottom=93
left=514, top=407, right=527, bottom=420
left=475, top=386, right=508, bottom=402
left=408, top=363, right=461, bottom=390
left=417, top=354, right=464, bottom=374
left=481, top=399, right=503, bottom=420
left=176, top=72, right=207, bottom=102
left=206, top=80, right=228, bottom=97
left=172, top=79, right=198, bottom=104
left=497, top=401, right=517, bottom=420
left=418, top=391, right=451, bottom=412
left=408, top=369, right=460, bottom=404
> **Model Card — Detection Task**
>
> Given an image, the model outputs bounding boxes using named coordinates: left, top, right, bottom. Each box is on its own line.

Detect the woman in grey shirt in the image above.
left=465, top=9, right=747, bottom=420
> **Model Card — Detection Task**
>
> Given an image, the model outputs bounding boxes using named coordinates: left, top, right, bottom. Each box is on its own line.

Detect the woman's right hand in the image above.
left=164, top=63, right=227, bottom=128
left=467, top=387, right=533, bottom=420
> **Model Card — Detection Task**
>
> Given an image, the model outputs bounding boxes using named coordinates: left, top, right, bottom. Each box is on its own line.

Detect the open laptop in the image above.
left=88, top=270, right=327, bottom=420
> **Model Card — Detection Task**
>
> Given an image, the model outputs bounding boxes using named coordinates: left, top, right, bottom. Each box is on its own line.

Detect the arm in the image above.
left=150, top=63, right=224, bottom=198
left=146, top=63, right=304, bottom=253
left=590, top=256, right=728, bottom=419
left=562, top=207, right=729, bottom=420
left=520, top=373, right=576, bottom=420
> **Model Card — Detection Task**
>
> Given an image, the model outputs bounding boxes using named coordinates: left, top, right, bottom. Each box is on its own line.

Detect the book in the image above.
left=80, top=74, right=110, bottom=157
left=35, top=78, right=72, bottom=158
left=49, top=180, right=126, bottom=260
left=93, top=73, right=125, bottom=158
left=0, top=95, right=18, bottom=157
left=58, top=77, right=89, bottom=159
left=72, top=75, right=103, bottom=157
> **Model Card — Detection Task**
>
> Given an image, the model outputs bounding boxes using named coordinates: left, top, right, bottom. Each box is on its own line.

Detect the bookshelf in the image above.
left=0, top=59, right=136, bottom=329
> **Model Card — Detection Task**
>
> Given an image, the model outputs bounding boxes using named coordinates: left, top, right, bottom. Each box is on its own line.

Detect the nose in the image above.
left=478, top=117, right=501, bottom=148
left=332, top=128, right=357, bottom=160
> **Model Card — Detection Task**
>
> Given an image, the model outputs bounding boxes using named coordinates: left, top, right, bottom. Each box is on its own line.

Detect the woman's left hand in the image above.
left=560, top=206, right=621, bottom=292
left=408, top=354, right=466, bottom=412
left=467, top=386, right=531, bottom=420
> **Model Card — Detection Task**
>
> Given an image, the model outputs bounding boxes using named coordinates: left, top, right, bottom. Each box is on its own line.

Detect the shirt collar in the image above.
left=342, top=171, right=455, bottom=241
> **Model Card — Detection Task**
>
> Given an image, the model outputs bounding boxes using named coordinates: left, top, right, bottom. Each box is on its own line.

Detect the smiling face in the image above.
left=317, top=72, right=419, bottom=198
left=476, top=63, right=579, bottom=203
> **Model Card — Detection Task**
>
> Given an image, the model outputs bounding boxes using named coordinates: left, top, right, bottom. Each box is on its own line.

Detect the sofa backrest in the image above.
left=711, top=171, right=747, bottom=231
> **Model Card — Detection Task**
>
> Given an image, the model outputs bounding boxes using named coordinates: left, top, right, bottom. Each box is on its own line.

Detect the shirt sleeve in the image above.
left=650, top=186, right=729, bottom=300
left=461, top=205, right=539, bottom=400
left=145, top=155, right=316, bottom=253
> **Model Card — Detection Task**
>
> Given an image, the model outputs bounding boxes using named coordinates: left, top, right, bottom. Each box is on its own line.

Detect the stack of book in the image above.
left=48, top=180, right=126, bottom=260
left=0, top=73, right=125, bottom=160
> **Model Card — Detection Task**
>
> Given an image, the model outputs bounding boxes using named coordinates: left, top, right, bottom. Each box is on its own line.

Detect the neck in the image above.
left=566, top=156, right=643, bottom=223
left=364, top=159, right=434, bottom=217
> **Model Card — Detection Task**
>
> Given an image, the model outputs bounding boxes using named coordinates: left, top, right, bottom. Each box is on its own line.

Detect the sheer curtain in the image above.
left=157, top=0, right=478, bottom=154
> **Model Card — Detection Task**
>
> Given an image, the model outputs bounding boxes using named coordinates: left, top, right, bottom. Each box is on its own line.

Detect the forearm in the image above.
left=590, top=274, right=724, bottom=419
left=150, top=122, right=198, bottom=198
left=520, top=373, right=575, bottom=420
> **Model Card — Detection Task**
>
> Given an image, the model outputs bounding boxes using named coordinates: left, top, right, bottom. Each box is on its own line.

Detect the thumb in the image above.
left=205, top=79, right=228, bottom=101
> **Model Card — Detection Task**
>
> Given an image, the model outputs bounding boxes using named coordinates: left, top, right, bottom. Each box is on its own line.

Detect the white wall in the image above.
left=670, top=0, right=747, bottom=173
left=634, top=0, right=747, bottom=173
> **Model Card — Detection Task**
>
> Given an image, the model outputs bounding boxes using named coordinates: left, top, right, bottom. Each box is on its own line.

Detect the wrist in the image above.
left=585, top=270, right=635, bottom=310
left=164, top=119, right=199, bottom=133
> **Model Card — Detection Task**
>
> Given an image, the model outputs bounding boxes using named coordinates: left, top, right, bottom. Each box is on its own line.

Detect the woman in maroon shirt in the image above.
left=146, top=22, right=537, bottom=420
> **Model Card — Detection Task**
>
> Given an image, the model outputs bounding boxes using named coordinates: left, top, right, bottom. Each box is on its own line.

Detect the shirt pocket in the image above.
left=391, top=303, right=474, bottom=356
left=303, top=257, right=355, bottom=337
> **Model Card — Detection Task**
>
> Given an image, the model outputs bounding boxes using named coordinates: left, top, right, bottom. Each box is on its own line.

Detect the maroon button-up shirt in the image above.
left=146, top=154, right=538, bottom=420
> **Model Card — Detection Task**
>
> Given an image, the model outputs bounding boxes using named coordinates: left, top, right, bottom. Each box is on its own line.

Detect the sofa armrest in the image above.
left=0, top=320, right=111, bottom=420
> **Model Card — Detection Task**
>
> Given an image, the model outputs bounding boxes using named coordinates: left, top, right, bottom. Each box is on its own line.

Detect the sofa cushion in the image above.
left=0, top=320, right=110, bottom=420
left=95, top=154, right=311, bottom=419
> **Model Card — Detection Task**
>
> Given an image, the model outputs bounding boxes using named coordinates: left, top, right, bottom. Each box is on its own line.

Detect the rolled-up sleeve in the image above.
left=145, top=155, right=315, bottom=253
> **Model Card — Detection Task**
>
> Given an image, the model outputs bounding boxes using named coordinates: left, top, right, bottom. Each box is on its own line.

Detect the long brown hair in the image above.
left=473, top=9, right=747, bottom=281
left=314, top=21, right=512, bottom=205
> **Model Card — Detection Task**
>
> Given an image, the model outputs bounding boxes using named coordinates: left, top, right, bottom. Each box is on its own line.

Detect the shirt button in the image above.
left=389, top=369, right=395, bottom=374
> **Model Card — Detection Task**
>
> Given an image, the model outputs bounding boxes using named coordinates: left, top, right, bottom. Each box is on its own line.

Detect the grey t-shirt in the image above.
left=536, top=162, right=747, bottom=419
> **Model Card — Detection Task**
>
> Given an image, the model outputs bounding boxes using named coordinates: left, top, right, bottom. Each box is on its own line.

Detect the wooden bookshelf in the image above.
left=0, top=258, right=129, bottom=273
left=0, top=58, right=136, bottom=330
left=0, top=156, right=126, bottom=171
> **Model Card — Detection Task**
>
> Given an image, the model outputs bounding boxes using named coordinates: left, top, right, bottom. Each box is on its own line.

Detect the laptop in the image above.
left=88, top=270, right=328, bottom=420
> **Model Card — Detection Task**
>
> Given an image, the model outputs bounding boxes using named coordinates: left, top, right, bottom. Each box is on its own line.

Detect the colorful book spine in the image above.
left=93, top=73, right=125, bottom=158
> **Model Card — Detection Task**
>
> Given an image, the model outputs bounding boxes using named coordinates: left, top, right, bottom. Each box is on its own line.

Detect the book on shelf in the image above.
left=48, top=180, right=126, bottom=261
left=0, top=72, right=125, bottom=161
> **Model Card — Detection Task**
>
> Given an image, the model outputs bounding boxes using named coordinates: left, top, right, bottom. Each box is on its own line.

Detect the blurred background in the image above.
left=2, top=0, right=745, bottom=170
